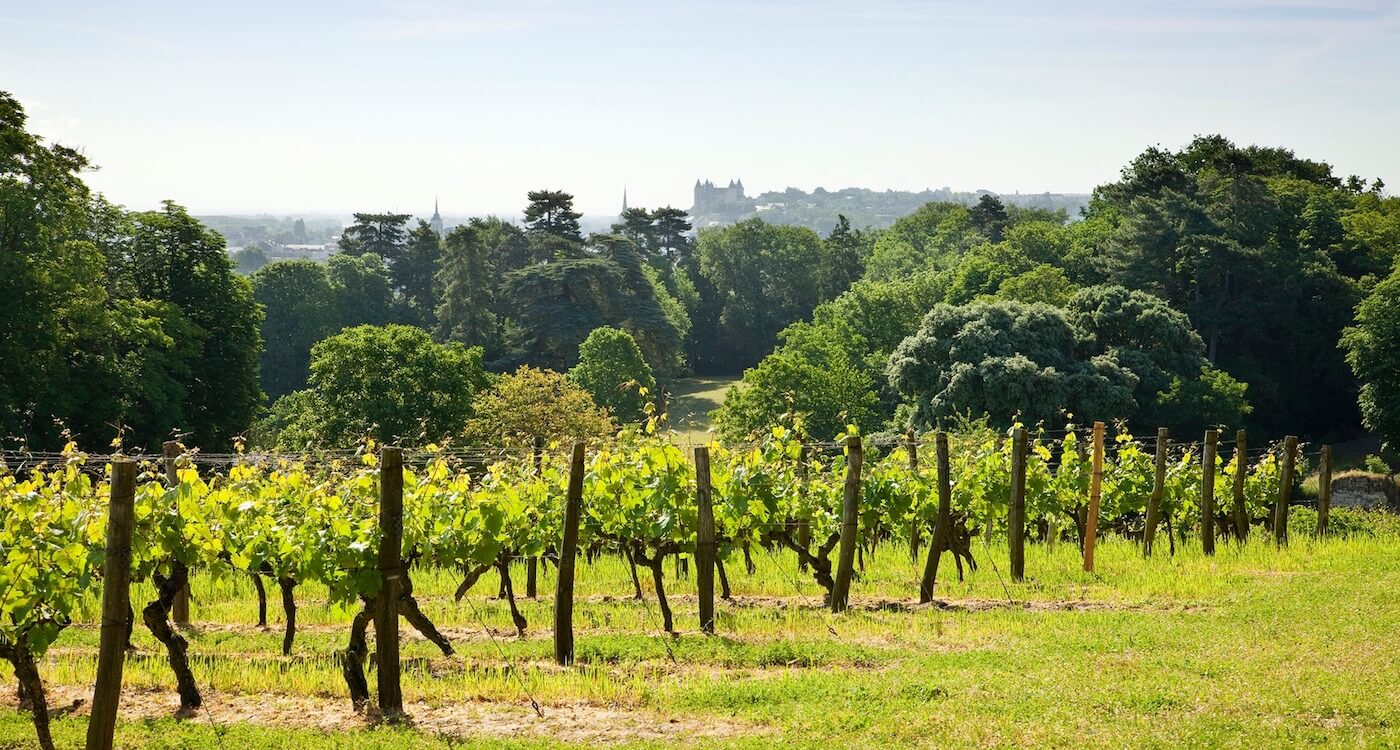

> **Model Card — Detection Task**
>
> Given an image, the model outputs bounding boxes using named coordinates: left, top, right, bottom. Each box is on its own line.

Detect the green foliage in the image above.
left=502, top=238, right=683, bottom=374
left=396, top=220, right=442, bottom=328
left=254, top=254, right=407, bottom=400
left=1, top=94, right=264, bottom=453
left=523, top=189, right=583, bottom=245
left=1090, top=135, right=1391, bottom=437
left=569, top=327, right=656, bottom=423
left=118, top=201, right=265, bottom=449
left=464, top=366, right=614, bottom=446
left=435, top=224, right=499, bottom=356
left=327, top=252, right=395, bottom=327
left=695, top=218, right=829, bottom=370
left=1364, top=454, right=1393, bottom=475
left=252, top=260, right=335, bottom=400
left=995, top=264, right=1076, bottom=306
left=264, top=325, right=489, bottom=448
left=715, top=324, right=880, bottom=442
left=888, top=302, right=1115, bottom=428
left=884, top=287, right=1249, bottom=433
left=337, top=212, right=410, bottom=259
left=864, top=203, right=983, bottom=281
left=1343, top=268, right=1400, bottom=450
left=1067, top=285, right=1249, bottom=430
left=230, top=245, right=269, bottom=275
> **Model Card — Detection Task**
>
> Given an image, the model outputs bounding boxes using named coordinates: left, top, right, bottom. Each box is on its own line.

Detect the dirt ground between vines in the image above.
left=2, top=685, right=770, bottom=743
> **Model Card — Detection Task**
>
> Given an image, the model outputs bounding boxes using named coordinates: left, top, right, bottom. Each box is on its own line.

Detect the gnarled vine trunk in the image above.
left=340, top=597, right=374, bottom=710
left=495, top=560, right=527, bottom=636
left=716, top=557, right=732, bottom=600
left=400, top=574, right=454, bottom=654
left=2, top=639, right=55, bottom=750
left=252, top=572, right=268, bottom=628
left=633, top=544, right=675, bottom=633
left=778, top=530, right=840, bottom=598
left=143, top=561, right=201, bottom=711
left=624, top=547, right=644, bottom=600
left=277, top=577, right=297, bottom=656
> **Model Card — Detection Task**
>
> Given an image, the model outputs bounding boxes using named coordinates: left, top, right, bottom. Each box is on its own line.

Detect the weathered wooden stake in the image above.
left=1232, top=430, right=1249, bottom=541
left=1143, top=428, right=1168, bottom=557
left=375, top=446, right=404, bottom=717
left=1317, top=445, right=1333, bottom=538
left=554, top=442, right=585, bottom=665
left=1083, top=421, right=1105, bottom=572
left=88, top=460, right=136, bottom=750
left=1008, top=427, right=1027, bottom=581
left=830, top=434, right=863, bottom=613
left=919, top=432, right=953, bottom=603
left=906, top=429, right=921, bottom=564
left=1274, top=436, right=1298, bottom=545
left=1201, top=430, right=1218, bottom=555
left=694, top=446, right=716, bottom=634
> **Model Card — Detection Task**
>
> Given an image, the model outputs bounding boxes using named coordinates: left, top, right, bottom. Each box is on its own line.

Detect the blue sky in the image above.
left=4, top=0, right=1398, bottom=217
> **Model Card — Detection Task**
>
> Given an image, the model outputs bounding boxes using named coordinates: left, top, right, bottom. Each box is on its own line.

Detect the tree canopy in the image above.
left=463, top=366, right=614, bottom=446
left=568, top=327, right=656, bottom=423
left=1343, top=268, right=1400, bottom=452
left=886, top=291, right=1247, bottom=431
left=261, top=324, right=490, bottom=448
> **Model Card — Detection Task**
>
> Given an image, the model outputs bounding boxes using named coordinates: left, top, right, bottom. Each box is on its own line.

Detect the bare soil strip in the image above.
left=1, top=685, right=771, bottom=743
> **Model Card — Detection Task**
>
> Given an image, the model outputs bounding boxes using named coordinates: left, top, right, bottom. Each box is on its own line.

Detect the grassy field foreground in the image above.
left=2, top=526, right=1399, bottom=749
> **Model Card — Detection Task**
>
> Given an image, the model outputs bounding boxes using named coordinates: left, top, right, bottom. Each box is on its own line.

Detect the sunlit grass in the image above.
left=4, top=523, right=1400, bottom=748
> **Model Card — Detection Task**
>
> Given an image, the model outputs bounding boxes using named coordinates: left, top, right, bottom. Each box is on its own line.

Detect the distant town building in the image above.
left=692, top=179, right=747, bottom=212
left=429, top=198, right=444, bottom=236
left=690, top=179, right=756, bottom=227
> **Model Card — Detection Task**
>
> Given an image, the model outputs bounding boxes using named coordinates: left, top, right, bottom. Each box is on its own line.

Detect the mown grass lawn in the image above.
left=662, top=376, right=738, bottom=445
left=2, top=519, right=1398, bottom=748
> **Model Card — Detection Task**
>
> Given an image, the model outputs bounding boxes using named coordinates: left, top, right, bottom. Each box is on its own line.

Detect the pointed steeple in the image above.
left=429, top=197, right=444, bottom=236
left=621, top=186, right=629, bottom=217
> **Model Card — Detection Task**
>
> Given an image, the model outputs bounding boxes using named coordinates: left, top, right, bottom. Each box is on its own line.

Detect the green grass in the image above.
left=4, top=522, right=1400, bottom=748
left=663, top=376, right=739, bottom=445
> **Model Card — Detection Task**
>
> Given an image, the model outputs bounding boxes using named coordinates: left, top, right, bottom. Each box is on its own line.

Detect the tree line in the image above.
left=4, top=88, right=1400, bottom=456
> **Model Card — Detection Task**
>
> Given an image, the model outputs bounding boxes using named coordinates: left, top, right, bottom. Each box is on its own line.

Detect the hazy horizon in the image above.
left=5, top=0, right=1398, bottom=216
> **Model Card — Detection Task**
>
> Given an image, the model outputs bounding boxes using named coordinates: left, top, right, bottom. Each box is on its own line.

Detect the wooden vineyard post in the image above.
left=375, top=446, right=404, bottom=718
left=1317, top=445, right=1333, bottom=538
left=1083, top=421, right=1105, bottom=573
left=694, top=446, right=716, bottom=634
left=1143, top=428, right=1169, bottom=557
left=1274, top=436, right=1298, bottom=545
left=527, top=436, right=544, bottom=598
left=906, top=429, right=920, bottom=564
left=555, top=442, right=585, bottom=665
left=831, top=434, right=863, bottom=613
left=88, top=459, right=136, bottom=750
left=919, top=432, right=953, bottom=603
left=162, top=441, right=191, bottom=627
left=1232, top=430, right=1249, bottom=542
left=1201, top=430, right=1218, bottom=556
left=1008, top=427, right=1027, bottom=581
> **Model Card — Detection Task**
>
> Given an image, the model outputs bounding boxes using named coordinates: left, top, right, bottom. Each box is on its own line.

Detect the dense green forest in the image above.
left=4, top=89, right=1400, bottom=455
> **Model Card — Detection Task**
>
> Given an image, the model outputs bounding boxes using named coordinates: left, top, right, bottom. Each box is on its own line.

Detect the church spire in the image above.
left=429, top=197, right=443, bottom=236
left=621, top=186, right=629, bottom=217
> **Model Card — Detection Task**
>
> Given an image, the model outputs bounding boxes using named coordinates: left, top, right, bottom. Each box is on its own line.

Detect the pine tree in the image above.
left=435, top=225, right=498, bottom=355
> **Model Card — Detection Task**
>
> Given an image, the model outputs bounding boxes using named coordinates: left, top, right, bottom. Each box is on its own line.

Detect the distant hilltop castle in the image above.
left=692, top=179, right=749, bottom=213
left=690, top=179, right=755, bottom=227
